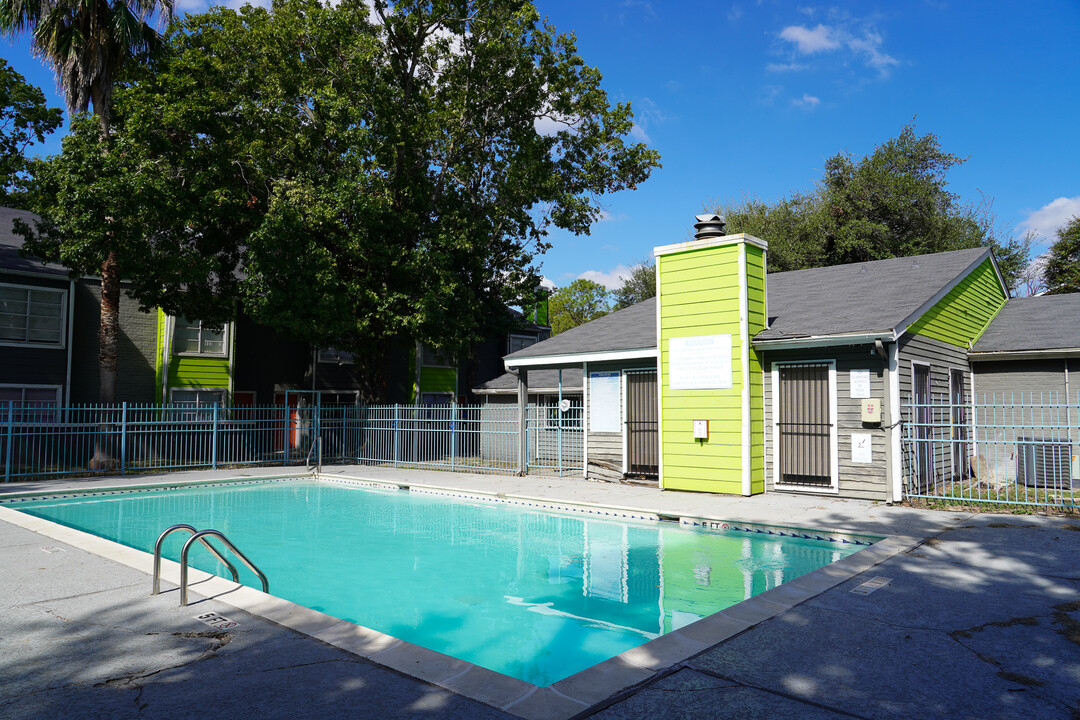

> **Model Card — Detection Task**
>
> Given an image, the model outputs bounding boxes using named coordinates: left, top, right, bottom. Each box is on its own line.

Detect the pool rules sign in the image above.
left=668, top=335, right=733, bottom=390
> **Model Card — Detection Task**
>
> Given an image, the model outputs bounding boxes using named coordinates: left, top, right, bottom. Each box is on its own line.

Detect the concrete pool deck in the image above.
left=2, top=466, right=1079, bottom=719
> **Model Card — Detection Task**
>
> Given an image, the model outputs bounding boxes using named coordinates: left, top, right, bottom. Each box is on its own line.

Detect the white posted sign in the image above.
left=851, top=433, right=873, bottom=464
left=850, top=369, right=871, bottom=399
left=668, top=335, right=733, bottom=390
left=589, top=372, right=621, bottom=433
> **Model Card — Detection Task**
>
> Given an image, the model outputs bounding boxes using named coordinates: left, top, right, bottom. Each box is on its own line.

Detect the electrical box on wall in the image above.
left=861, top=399, right=882, bottom=423
left=692, top=419, right=709, bottom=440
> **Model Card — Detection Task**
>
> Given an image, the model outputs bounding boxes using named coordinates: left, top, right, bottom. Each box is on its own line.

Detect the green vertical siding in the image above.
left=418, top=366, right=457, bottom=396
left=658, top=239, right=766, bottom=494
left=907, top=258, right=1007, bottom=347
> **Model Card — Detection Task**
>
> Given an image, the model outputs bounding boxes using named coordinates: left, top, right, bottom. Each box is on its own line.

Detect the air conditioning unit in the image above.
left=1016, top=438, right=1075, bottom=490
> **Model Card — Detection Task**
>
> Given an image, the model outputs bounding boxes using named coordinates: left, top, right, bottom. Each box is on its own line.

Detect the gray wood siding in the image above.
left=971, top=359, right=1069, bottom=401
left=897, top=333, right=970, bottom=403
left=763, top=345, right=890, bottom=501
left=896, top=333, right=973, bottom=493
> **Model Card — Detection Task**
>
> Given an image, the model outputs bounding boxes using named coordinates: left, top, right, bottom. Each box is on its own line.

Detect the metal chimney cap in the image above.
left=694, top=213, right=727, bottom=240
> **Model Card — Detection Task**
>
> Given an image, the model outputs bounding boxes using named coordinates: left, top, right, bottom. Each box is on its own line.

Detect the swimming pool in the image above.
left=9, top=478, right=874, bottom=686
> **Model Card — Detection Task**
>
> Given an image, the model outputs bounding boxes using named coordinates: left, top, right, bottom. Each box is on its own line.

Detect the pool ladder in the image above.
left=152, top=524, right=269, bottom=606
left=306, top=436, right=322, bottom=474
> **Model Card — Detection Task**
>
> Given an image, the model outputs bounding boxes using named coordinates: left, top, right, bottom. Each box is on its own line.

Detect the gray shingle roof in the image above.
left=475, top=367, right=584, bottom=393
left=756, top=247, right=992, bottom=341
left=504, top=247, right=996, bottom=365
left=0, top=207, right=67, bottom=277
left=971, top=295, right=1080, bottom=354
left=504, top=297, right=657, bottom=362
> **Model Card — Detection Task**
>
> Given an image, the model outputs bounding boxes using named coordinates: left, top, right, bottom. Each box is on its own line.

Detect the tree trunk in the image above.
left=89, top=251, right=120, bottom=470
left=99, top=250, right=120, bottom=403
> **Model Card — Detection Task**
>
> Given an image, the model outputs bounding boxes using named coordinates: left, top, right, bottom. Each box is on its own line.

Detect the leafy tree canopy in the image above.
left=714, top=122, right=1031, bottom=289
left=20, top=0, right=660, bottom=399
left=612, top=258, right=655, bottom=309
left=548, top=278, right=610, bottom=334
left=0, top=58, right=62, bottom=207
left=1043, top=215, right=1080, bottom=295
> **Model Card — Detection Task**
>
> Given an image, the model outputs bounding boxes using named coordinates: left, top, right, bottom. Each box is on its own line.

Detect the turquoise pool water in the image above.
left=12, top=479, right=867, bottom=685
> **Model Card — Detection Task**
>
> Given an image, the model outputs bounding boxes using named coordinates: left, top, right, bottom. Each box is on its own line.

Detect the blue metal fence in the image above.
left=903, top=392, right=1080, bottom=509
left=1, top=400, right=584, bottom=482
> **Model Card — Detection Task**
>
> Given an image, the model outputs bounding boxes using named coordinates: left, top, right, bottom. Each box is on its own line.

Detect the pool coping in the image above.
left=0, top=472, right=919, bottom=720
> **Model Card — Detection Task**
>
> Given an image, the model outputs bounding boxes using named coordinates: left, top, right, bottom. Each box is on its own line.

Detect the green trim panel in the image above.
left=168, top=356, right=231, bottom=390
left=907, top=259, right=1007, bottom=347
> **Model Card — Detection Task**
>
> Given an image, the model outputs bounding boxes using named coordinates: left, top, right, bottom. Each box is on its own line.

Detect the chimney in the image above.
left=694, top=213, right=727, bottom=240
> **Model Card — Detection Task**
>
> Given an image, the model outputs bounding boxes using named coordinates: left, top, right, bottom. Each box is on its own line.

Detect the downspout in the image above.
left=888, top=341, right=902, bottom=503
left=160, top=314, right=172, bottom=406
left=64, top=279, right=75, bottom=417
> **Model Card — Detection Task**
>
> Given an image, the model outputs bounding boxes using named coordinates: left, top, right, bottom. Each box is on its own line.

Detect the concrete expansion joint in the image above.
left=688, top=666, right=874, bottom=720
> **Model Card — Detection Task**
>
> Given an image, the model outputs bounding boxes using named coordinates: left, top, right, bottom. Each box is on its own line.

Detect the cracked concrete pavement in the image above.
left=2, top=470, right=1079, bottom=719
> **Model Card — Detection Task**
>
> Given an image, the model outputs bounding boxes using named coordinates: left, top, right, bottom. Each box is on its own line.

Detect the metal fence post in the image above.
left=212, top=402, right=219, bottom=471
left=120, top=402, right=128, bottom=476
left=450, top=402, right=456, bottom=471
left=4, top=400, right=12, bottom=483
left=393, top=404, right=400, bottom=468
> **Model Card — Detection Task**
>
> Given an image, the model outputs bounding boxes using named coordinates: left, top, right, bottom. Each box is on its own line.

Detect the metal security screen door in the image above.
left=625, top=370, right=659, bottom=476
left=912, top=364, right=933, bottom=492
left=777, top=364, right=833, bottom=486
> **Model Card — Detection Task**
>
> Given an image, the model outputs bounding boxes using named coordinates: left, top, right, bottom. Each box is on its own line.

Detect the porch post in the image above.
left=517, top=369, right=528, bottom=475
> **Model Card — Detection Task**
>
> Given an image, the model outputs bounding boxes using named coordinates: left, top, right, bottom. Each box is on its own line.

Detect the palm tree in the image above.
left=1, top=0, right=172, bottom=412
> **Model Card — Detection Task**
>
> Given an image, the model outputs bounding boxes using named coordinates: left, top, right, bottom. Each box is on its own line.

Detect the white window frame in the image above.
left=317, top=348, right=355, bottom=365
left=0, top=282, right=67, bottom=349
left=169, top=387, right=228, bottom=420
left=0, top=384, right=63, bottom=424
left=174, top=318, right=228, bottom=357
left=770, top=360, right=839, bottom=494
left=507, top=333, right=538, bottom=355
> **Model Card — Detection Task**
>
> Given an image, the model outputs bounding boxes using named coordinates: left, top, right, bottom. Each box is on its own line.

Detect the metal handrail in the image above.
left=180, top=529, right=269, bottom=607
left=306, top=435, right=322, bottom=474
left=152, top=524, right=239, bottom=596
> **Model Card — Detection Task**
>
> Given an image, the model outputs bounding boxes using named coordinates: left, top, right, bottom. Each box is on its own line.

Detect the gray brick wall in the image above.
left=69, top=279, right=159, bottom=404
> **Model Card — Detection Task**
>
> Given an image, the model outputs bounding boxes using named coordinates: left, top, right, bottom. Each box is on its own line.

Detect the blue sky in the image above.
left=4, top=0, right=1079, bottom=291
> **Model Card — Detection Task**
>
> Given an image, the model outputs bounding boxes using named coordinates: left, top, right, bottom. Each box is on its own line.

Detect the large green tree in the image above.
left=548, top=278, right=610, bottom=334
left=24, top=0, right=659, bottom=400
left=1043, top=215, right=1080, bottom=295
left=2, top=0, right=173, bottom=408
left=715, top=123, right=1031, bottom=288
left=0, top=58, right=62, bottom=207
left=612, top=259, right=655, bottom=310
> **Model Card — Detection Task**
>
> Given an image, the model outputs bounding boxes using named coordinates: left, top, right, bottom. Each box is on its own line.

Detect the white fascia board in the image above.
left=505, top=347, right=658, bottom=371
left=968, top=348, right=1080, bottom=361
left=753, top=331, right=896, bottom=351
left=653, top=233, right=768, bottom=258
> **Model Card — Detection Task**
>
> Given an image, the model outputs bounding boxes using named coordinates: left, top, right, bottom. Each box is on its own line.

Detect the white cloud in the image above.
left=579, top=265, right=633, bottom=291
left=758, top=84, right=782, bottom=106
left=766, top=62, right=809, bottom=73
left=1019, top=196, right=1080, bottom=242
left=629, top=123, right=651, bottom=143
left=727, top=5, right=743, bottom=22
left=791, top=93, right=820, bottom=109
left=779, top=24, right=840, bottom=53
left=776, top=19, right=899, bottom=79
